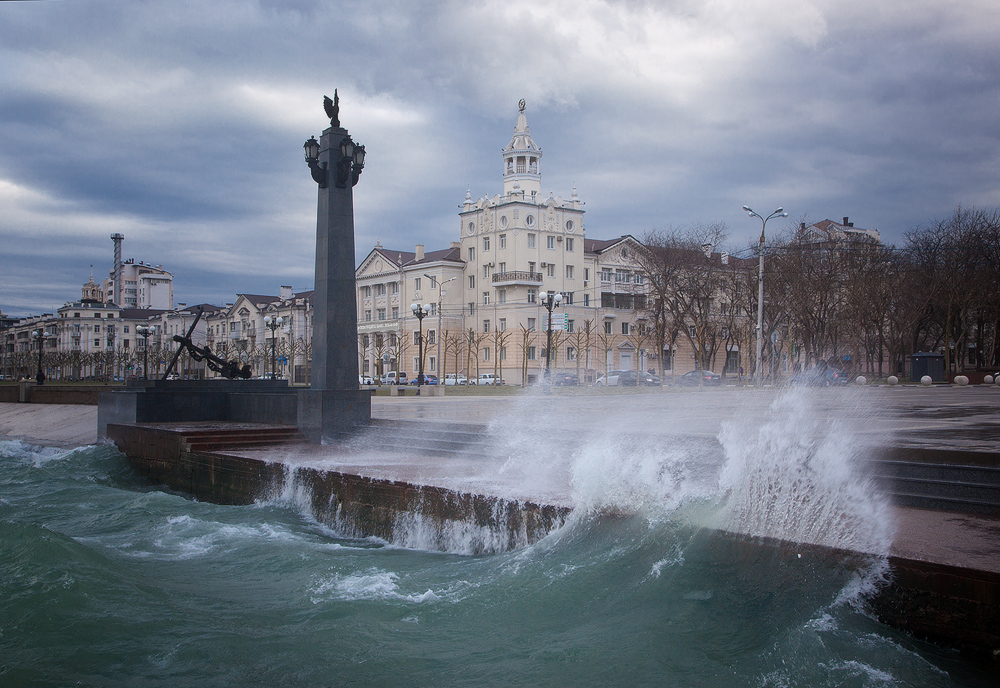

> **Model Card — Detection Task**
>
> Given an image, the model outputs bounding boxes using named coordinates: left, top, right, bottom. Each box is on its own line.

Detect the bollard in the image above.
left=920, top=375, right=932, bottom=386
left=887, top=376, right=898, bottom=386
left=855, top=375, right=867, bottom=385
left=984, top=375, right=994, bottom=385
left=954, top=375, right=969, bottom=386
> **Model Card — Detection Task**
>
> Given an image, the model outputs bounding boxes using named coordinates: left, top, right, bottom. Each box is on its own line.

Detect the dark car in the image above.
left=409, top=374, right=438, bottom=385
left=790, top=367, right=849, bottom=387
left=552, top=372, right=579, bottom=386
left=617, top=370, right=661, bottom=387
left=674, top=369, right=722, bottom=386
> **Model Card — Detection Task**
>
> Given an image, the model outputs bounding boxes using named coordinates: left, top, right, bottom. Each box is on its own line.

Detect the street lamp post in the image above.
left=410, top=303, right=431, bottom=389
left=264, top=315, right=283, bottom=379
left=425, top=274, right=456, bottom=385
left=32, top=329, right=46, bottom=385
left=538, top=291, right=562, bottom=385
left=136, top=325, right=152, bottom=380
left=742, top=205, right=788, bottom=386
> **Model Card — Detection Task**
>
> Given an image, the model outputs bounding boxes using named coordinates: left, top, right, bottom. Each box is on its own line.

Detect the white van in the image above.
left=381, top=371, right=407, bottom=385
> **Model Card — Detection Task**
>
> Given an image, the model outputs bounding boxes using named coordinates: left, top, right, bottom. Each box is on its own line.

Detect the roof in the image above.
left=368, top=245, right=464, bottom=268
left=118, top=308, right=168, bottom=320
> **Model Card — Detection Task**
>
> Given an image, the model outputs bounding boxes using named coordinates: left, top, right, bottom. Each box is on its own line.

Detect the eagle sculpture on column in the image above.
left=323, top=90, right=340, bottom=128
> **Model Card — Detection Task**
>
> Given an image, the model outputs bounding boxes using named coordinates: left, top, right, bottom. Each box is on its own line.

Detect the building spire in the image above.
left=502, top=99, right=542, bottom=199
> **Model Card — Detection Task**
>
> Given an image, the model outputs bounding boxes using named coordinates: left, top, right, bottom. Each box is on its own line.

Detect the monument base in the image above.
left=297, top=388, right=373, bottom=443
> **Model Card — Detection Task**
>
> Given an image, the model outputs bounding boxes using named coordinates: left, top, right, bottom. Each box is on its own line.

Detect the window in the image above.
left=429, top=356, right=436, bottom=372
left=392, top=306, right=399, bottom=319
left=94, top=325, right=100, bottom=333
left=547, top=236, right=555, bottom=249
left=499, top=318, right=506, bottom=332
left=527, top=317, right=536, bottom=331
left=566, top=265, right=574, bottom=279
left=468, top=247, right=475, bottom=261
left=390, top=282, right=399, bottom=294
left=123, top=326, right=130, bottom=333
left=377, top=308, right=386, bottom=320
left=483, top=237, right=490, bottom=251
left=499, top=234, right=506, bottom=249
left=615, top=269, right=630, bottom=283
left=529, top=261, right=536, bottom=274
left=584, top=268, right=590, bottom=282
left=429, top=303, right=436, bottom=316
left=566, top=237, right=574, bottom=251
left=482, top=347, right=490, bottom=361
left=500, top=346, right=507, bottom=361
left=527, top=288, right=536, bottom=303
left=415, top=277, right=421, bottom=291
left=622, top=322, right=630, bottom=335
left=483, top=291, right=490, bottom=305
left=498, top=289, right=506, bottom=304
left=469, top=276, right=475, bottom=289
left=429, top=276, right=437, bottom=288
left=468, top=302, right=475, bottom=315
left=483, top=265, right=490, bottom=278
left=562, top=291, right=573, bottom=305
left=94, top=339, right=100, bottom=347
left=413, top=356, right=420, bottom=370
left=365, top=310, right=371, bottom=322
left=689, top=325, right=697, bottom=338
left=527, top=346, right=536, bottom=360
left=413, top=331, right=421, bottom=346
left=498, top=261, right=506, bottom=273
left=547, top=264, right=555, bottom=277
left=483, top=319, right=490, bottom=333
left=376, top=283, right=386, bottom=296
left=567, top=319, right=575, bottom=333
left=584, top=293, right=590, bottom=306
left=527, top=233, right=536, bottom=248
left=427, top=330, right=436, bottom=345
left=601, top=268, right=612, bottom=282
left=604, top=321, right=613, bottom=334
left=567, top=346, right=576, bottom=361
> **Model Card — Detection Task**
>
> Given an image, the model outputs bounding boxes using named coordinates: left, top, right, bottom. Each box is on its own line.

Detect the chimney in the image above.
left=800, top=222, right=806, bottom=231
left=450, top=241, right=460, bottom=249
left=843, top=217, right=849, bottom=227
left=111, top=233, right=124, bottom=305
left=415, top=244, right=425, bottom=261
left=280, top=285, right=292, bottom=299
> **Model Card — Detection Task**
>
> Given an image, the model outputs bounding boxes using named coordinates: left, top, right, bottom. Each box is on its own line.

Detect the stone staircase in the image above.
left=870, top=448, right=1000, bottom=516
left=178, top=426, right=308, bottom=453
left=345, top=419, right=491, bottom=457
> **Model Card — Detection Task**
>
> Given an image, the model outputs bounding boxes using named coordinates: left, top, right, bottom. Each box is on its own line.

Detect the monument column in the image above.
left=298, top=92, right=372, bottom=441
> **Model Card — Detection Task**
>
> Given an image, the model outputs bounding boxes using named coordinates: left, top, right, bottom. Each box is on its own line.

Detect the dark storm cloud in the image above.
left=1, top=0, right=997, bottom=316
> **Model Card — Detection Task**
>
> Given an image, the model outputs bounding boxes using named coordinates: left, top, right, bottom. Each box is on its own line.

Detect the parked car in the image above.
left=674, top=369, right=722, bottom=386
left=444, top=374, right=468, bottom=386
left=409, top=374, right=438, bottom=385
left=359, top=374, right=375, bottom=385
left=472, top=373, right=504, bottom=385
left=617, top=370, right=661, bottom=387
left=380, top=371, right=408, bottom=385
left=552, top=372, right=579, bottom=386
left=595, top=370, right=625, bottom=386
left=790, top=367, right=850, bottom=387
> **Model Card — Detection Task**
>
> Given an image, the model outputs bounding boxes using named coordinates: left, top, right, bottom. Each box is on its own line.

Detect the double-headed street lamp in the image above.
left=424, top=274, right=457, bottom=385
left=264, top=315, right=284, bottom=379
left=410, top=303, right=431, bottom=388
left=136, top=325, right=153, bottom=380
left=742, top=205, right=788, bottom=386
left=32, top=329, right=47, bottom=385
left=538, top=291, right=562, bottom=384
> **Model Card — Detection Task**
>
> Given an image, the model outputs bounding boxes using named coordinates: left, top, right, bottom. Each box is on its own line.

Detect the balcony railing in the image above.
left=492, top=271, right=543, bottom=285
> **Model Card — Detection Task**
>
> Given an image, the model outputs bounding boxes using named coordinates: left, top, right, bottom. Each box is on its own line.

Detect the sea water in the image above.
left=0, top=390, right=993, bottom=687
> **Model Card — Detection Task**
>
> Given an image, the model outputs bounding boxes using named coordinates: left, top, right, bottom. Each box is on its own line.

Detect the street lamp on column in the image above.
left=136, top=325, right=152, bottom=380
left=32, top=329, right=47, bottom=385
left=742, top=205, right=787, bottom=386
left=538, top=291, right=562, bottom=384
left=411, top=303, right=431, bottom=387
left=264, top=315, right=283, bottom=379
left=425, top=274, right=456, bottom=385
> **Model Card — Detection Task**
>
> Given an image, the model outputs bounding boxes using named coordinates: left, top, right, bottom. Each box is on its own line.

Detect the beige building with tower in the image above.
left=355, top=102, right=657, bottom=386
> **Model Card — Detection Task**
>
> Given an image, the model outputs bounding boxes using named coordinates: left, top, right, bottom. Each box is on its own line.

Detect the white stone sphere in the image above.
left=921, top=375, right=933, bottom=386
left=954, top=375, right=969, bottom=386
left=887, top=376, right=899, bottom=386
left=984, top=375, right=994, bottom=385
left=855, top=375, right=867, bottom=385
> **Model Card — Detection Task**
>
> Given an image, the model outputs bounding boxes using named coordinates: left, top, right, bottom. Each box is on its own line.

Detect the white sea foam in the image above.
left=308, top=568, right=441, bottom=605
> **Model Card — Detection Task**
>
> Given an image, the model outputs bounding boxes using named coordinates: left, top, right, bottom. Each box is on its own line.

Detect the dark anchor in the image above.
left=162, top=307, right=252, bottom=380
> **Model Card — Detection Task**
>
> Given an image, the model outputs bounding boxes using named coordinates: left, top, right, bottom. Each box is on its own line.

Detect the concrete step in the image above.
left=870, top=459, right=1000, bottom=516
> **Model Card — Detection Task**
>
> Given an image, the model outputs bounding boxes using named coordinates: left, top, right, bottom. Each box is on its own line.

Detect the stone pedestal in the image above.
left=297, top=388, right=372, bottom=443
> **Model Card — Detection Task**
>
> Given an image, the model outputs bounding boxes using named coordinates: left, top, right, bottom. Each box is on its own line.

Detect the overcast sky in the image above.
left=2, top=0, right=998, bottom=317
